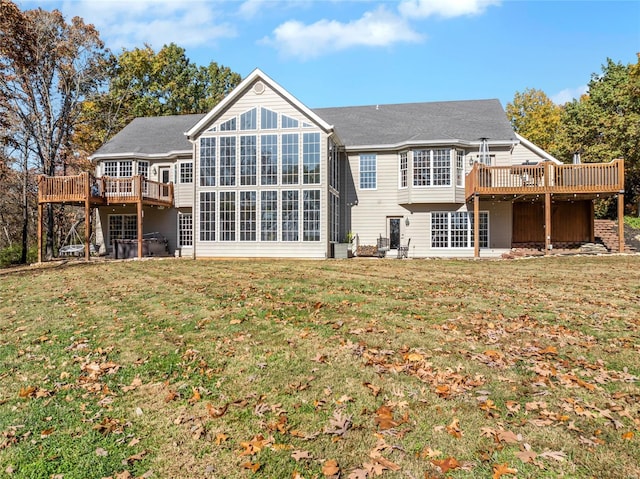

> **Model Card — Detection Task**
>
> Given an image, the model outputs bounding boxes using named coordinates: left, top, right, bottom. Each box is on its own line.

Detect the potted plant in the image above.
left=334, top=232, right=354, bottom=259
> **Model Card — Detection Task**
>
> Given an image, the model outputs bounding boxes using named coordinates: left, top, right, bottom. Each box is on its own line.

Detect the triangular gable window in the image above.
left=302, top=122, right=313, bottom=128
left=282, top=115, right=298, bottom=129
left=240, top=108, right=257, bottom=130
left=261, top=108, right=278, bottom=129
left=220, top=117, right=236, bottom=131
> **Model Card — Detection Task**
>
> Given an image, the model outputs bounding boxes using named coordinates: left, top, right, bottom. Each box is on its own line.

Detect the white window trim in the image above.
left=431, top=211, right=489, bottom=249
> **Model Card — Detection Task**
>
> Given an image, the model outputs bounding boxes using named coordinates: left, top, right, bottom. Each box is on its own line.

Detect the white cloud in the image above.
left=57, top=0, right=236, bottom=51
left=263, top=6, right=423, bottom=60
left=551, top=85, right=588, bottom=105
left=399, top=0, right=501, bottom=19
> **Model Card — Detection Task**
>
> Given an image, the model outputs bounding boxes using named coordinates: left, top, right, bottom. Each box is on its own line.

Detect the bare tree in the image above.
left=0, top=0, right=109, bottom=259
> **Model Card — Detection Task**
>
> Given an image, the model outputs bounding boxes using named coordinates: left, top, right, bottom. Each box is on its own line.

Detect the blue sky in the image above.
left=18, top=0, right=640, bottom=109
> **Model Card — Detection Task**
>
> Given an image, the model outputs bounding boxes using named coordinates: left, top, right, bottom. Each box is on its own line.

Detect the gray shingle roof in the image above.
left=92, top=113, right=204, bottom=158
left=313, top=99, right=516, bottom=147
left=92, top=99, right=515, bottom=158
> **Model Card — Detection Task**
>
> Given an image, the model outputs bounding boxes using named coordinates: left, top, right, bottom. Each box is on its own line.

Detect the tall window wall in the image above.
left=198, top=107, right=324, bottom=243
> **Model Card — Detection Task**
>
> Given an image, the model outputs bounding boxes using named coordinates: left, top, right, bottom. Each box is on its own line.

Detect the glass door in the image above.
left=389, top=218, right=401, bottom=250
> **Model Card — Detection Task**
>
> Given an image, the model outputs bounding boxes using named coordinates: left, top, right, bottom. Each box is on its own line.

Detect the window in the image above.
left=431, top=211, right=488, bottom=248
left=261, top=108, right=278, bottom=129
left=240, top=136, right=257, bottom=185
left=138, top=161, right=149, bottom=178
left=456, top=150, right=464, bottom=187
left=359, top=154, right=377, bottom=189
left=413, top=150, right=430, bottom=186
left=108, top=215, right=137, bottom=245
left=329, top=139, right=339, bottom=191
left=303, top=190, right=320, bottom=241
left=200, top=192, right=215, bottom=241
left=240, top=108, right=257, bottom=130
left=104, top=160, right=133, bottom=177
left=432, top=149, right=451, bottom=186
left=178, top=212, right=193, bottom=246
left=330, top=192, right=339, bottom=243
left=261, top=191, right=277, bottom=241
left=180, top=162, right=193, bottom=184
left=220, top=191, right=236, bottom=241
left=200, top=138, right=216, bottom=187
left=303, top=132, right=320, bottom=184
left=219, top=136, right=236, bottom=186
left=399, top=152, right=408, bottom=188
left=282, top=115, right=298, bottom=129
left=470, top=212, right=489, bottom=248
left=282, top=133, right=299, bottom=184
left=261, top=135, right=278, bottom=185
left=282, top=190, right=299, bottom=241
left=240, top=191, right=256, bottom=241
left=413, top=149, right=451, bottom=186
left=220, top=117, right=236, bottom=131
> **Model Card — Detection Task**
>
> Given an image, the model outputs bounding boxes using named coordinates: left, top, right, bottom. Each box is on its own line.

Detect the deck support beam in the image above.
left=37, top=202, right=43, bottom=263
left=544, top=193, right=552, bottom=255
left=137, top=175, right=144, bottom=259
left=618, top=193, right=625, bottom=253
left=473, top=193, right=480, bottom=258
left=84, top=173, right=91, bottom=262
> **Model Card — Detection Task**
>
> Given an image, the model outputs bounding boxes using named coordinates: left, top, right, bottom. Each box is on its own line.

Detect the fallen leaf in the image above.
left=215, top=433, right=229, bottom=445
left=374, top=405, right=398, bottom=430
left=492, top=463, right=517, bottom=479
left=206, top=402, right=229, bottom=418
left=188, top=387, right=201, bottom=404
left=291, top=450, right=311, bottom=461
left=363, top=382, right=381, bottom=397
left=95, top=447, right=108, bottom=457
left=241, top=462, right=261, bottom=473
left=515, top=450, right=537, bottom=463
left=622, top=431, right=634, bottom=440
left=40, top=427, right=55, bottom=438
left=431, top=456, right=460, bottom=473
left=322, top=459, right=340, bottom=477
left=446, top=417, right=463, bottom=439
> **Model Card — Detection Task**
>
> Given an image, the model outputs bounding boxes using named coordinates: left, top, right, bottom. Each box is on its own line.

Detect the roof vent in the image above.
left=253, top=81, right=265, bottom=95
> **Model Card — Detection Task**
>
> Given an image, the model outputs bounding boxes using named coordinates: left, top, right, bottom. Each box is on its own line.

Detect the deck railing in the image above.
left=38, top=174, right=173, bottom=206
left=466, top=159, right=624, bottom=198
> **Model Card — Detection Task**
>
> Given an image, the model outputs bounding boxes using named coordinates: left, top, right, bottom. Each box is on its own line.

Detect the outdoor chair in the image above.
left=397, top=238, right=411, bottom=259
left=376, top=235, right=390, bottom=258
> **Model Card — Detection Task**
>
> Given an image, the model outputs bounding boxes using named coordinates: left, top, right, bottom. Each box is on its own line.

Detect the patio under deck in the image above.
left=465, top=159, right=626, bottom=257
left=37, top=172, right=174, bottom=261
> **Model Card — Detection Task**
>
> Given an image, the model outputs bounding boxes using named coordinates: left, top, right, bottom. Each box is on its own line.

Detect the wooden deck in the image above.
left=37, top=172, right=174, bottom=263
left=38, top=172, right=174, bottom=207
left=465, top=159, right=624, bottom=200
left=466, top=159, right=625, bottom=257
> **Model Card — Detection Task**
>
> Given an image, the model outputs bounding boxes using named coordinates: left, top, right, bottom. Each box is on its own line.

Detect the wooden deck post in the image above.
left=474, top=194, right=480, bottom=258
left=37, top=202, right=43, bottom=263
left=618, top=193, right=625, bottom=253
left=137, top=176, right=143, bottom=259
left=83, top=173, right=91, bottom=262
left=544, top=193, right=551, bottom=255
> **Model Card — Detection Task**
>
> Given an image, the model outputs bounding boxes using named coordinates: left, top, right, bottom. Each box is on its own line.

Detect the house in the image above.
left=37, top=69, right=625, bottom=261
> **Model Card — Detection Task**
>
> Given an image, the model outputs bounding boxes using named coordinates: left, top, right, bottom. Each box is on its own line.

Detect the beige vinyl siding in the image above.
left=174, top=184, right=193, bottom=208
left=348, top=151, right=409, bottom=247
left=511, top=142, right=550, bottom=165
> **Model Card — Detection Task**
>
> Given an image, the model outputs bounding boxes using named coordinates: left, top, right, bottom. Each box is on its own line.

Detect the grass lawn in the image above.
left=1, top=256, right=639, bottom=479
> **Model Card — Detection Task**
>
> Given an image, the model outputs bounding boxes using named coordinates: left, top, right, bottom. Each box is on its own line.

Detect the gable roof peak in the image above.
left=185, top=68, right=333, bottom=139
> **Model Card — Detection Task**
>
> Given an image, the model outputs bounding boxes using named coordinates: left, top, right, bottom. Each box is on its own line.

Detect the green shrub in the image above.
left=0, top=244, right=37, bottom=268
left=625, top=216, right=640, bottom=230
